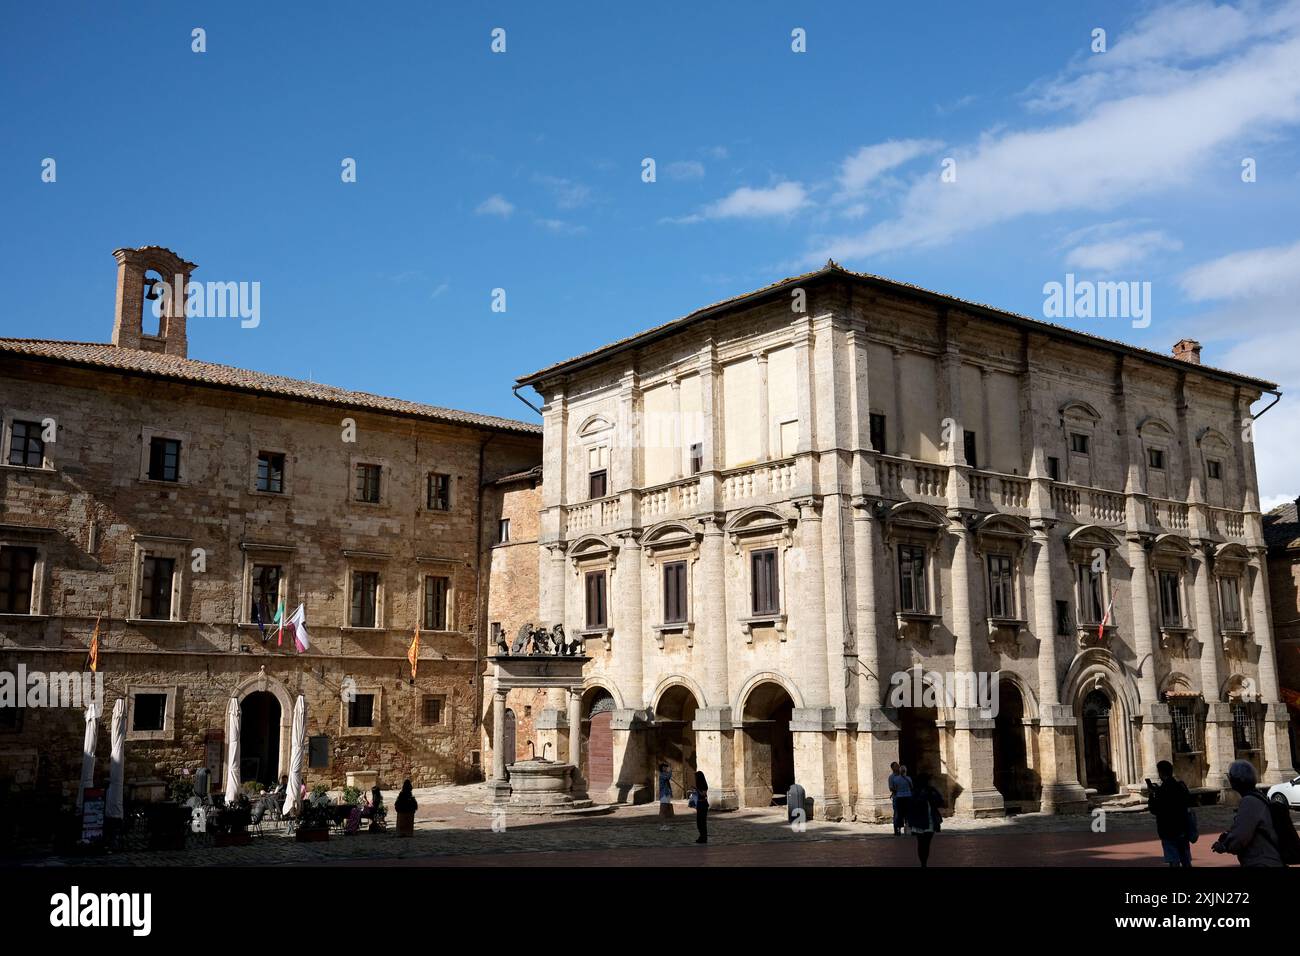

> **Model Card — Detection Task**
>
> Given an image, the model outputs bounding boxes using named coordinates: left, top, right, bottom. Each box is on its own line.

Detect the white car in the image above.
left=1266, top=775, right=1300, bottom=809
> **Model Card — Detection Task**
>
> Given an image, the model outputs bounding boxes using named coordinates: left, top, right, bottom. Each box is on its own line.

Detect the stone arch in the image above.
left=1153, top=533, right=1194, bottom=556
left=651, top=674, right=708, bottom=713
left=1137, top=415, right=1176, bottom=439
left=1216, top=542, right=1251, bottom=562
left=642, top=519, right=699, bottom=548
left=736, top=673, right=799, bottom=808
left=1059, top=399, right=1102, bottom=423
left=581, top=678, right=622, bottom=714
left=996, top=669, right=1040, bottom=721
left=568, top=533, right=618, bottom=559
left=231, top=669, right=294, bottom=787
left=733, top=669, right=805, bottom=714
left=1063, top=648, right=1140, bottom=792
left=1159, top=670, right=1197, bottom=699
left=724, top=505, right=794, bottom=536
left=576, top=413, right=615, bottom=437
left=1067, top=524, right=1122, bottom=550
left=993, top=672, right=1038, bottom=803
left=887, top=500, right=948, bottom=530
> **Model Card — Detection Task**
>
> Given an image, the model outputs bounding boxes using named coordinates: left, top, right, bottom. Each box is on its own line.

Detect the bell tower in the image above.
left=111, top=245, right=197, bottom=357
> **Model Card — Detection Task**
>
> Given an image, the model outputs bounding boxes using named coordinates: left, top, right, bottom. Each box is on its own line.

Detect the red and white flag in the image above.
left=285, top=603, right=311, bottom=653
left=1098, top=587, right=1116, bottom=639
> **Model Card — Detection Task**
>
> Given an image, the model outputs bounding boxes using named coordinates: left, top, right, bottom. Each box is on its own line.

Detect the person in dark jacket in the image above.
left=905, top=773, right=946, bottom=867
left=394, top=779, right=418, bottom=837
left=692, top=771, right=709, bottom=844
left=1146, top=760, right=1192, bottom=867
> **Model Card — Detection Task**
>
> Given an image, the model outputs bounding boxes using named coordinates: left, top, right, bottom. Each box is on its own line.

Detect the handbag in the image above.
left=688, top=790, right=698, bottom=809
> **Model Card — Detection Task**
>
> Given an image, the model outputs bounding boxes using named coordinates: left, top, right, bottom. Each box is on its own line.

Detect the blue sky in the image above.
left=2, top=1, right=1299, bottom=504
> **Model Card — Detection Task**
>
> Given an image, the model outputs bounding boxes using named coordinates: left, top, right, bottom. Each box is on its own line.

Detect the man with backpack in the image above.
left=1147, top=760, right=1194, bottom=867
left=1211, top=760, right=1299, bottom=867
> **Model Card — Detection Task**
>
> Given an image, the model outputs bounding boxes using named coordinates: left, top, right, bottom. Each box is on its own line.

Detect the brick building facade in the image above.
left=0, top=246, right=540, bottom=805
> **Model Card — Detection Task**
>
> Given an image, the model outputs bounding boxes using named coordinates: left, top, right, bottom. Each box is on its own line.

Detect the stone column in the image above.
left=1192, top=548, right=1231, bottom=792
left=615, top=533, right=644, bottom=711
left=567, top=688, right=584, bottom=796
left=791, top=497, right=840, bottom=818
left=949, top=520, right=1004, bottom=816
left=1030, top=526, right=1088, bottom=812
left=695, top=515, right=737, bottom=808
left=608, top=709, right=651, bottom=804
left=852, top=501, right=896, bottom=821
left=491, top=687, right=509, bottom=797
left=756, top=350, right=770, bottom=461
left=1251, top=550, right=1296, bottom=782
left=1128, top=536, right=1171, bottom=783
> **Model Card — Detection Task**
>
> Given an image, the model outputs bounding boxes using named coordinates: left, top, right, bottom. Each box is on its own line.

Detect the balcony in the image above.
left=1051, top=482, right=1126, bottom=525
left=564, top=495, right=621, bottom=535
left=878, top=456, right=947, bottom=501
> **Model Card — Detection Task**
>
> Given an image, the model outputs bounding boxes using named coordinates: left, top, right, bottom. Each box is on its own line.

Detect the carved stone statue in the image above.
left=510, top=623, right=532, bottom=656
left=495, top=629, right=510, bottom=656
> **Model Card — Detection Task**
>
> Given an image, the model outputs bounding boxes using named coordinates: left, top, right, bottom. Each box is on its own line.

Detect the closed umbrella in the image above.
left=224, top=697, right=241, bottom=804
left=282, top=695, right=306, bottom=817
left=106, top=698, right=125, bottom=820
left=77, top=700, right=100, bottom=811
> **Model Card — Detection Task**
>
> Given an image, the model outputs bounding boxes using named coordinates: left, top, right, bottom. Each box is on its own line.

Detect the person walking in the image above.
left=1146, top=760, right=1193, bottom=866
left=906, top=773, right=946, bottom=867
left=657, top=763, right=675, bottom=830
left=888, top=762, right=912, bottom=835
left=690, top=770, right=709, bottom=844
left=1212, top=760, right=1285, bottom=867
left=394, top=779, right=418, bottom=837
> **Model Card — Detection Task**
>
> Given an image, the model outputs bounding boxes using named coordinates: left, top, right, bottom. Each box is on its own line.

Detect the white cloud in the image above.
left=535, top=218, right=588, bottom=235
left=806, top=2, right=1300, bottom=265
left=475, top=194, right=514, bottom=218
left=534, top=174, right=592, bottom=209
left=1064, top=227, right=1182, bottom=272
left=666, top=160, right=705, bottom=180
left=1180, top=237, right=1300, bottom=301
left=672, top=182, right=808, bottom=224
left=836, top=139, right=941, bottom=198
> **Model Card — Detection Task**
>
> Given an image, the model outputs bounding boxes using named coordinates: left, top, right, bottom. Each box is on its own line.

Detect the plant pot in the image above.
left=395, top=811, right=415, bottom=837
left=295, top=827, right=329, bottom=843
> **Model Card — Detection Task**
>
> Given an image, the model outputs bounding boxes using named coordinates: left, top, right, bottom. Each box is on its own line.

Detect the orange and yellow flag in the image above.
left=407, top=626, right=420, bottom=681
left=87, top=616, right=101, bottom=673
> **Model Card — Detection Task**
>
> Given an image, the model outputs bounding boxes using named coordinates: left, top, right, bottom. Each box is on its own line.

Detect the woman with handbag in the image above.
left=689, top=771, right=709, bottom=844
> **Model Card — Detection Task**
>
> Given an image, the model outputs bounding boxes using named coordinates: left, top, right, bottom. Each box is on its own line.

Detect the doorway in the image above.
left=240, top=691, right=281, bottom=786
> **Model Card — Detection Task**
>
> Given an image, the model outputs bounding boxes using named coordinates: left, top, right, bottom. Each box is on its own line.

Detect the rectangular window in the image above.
left=1158, top=569, right=1182, bottom=627
left=422, top=696, right=444, bottom=725
left=750, top=548, right=779, bottom=615
left=0, top=546, right=37, bottom=614
left=140, top=556, right=175, bottom=620
left=354, top=463, right=381, bottom=503
left=250, top=564, right=281, bottom=622
left=898, top=544, right=928, bottom=613
left=1219, top=575, right=1243, bottom=629
left=963, top=430, right=978, bottom=469
left=256, top=451, right=285, bottom=493
left=1207, top=459, right=1222, bottom=481
left=663, top=560, right=687, bottom=624
left=132, top=693, right=167, bottom=733
left=1055, top=599, right=1071, bottom=636
left=869, top=413, right=887, bottom=454
left=588, top=469, right=607, bottom=500
left=1077, top=564, right=1105, bottom=625
left=689, top=443, right=703, bottom=475
left=585, top=570, right=607, bottom=629
left=498, top=518, right=510, bottom=543
left=1147, top=447, right=1165, bottom=470
left=1069, top=432, right=1090, bottom=455
left=350, top=571, right=379, bottom=628
left=148, top=437, right=181, bottom=482
left=423, top=575, right=449, bottom=631
left=8, top=420, right=44, bottom=468
left=427, top=472, right=451, bottom=511
left=347, top=694, right=375, bottom=729
left=1047, top=456, right=1061, bottom=481
left=987, top=554, right=1014, bottom=619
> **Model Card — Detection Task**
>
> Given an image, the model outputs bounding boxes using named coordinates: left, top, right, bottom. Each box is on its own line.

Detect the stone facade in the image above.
left=1263, top=500, right=1300, bottom=768
left=516, top=263, right=1294, bottom=820
left=0, top=247, right=540, bottom=805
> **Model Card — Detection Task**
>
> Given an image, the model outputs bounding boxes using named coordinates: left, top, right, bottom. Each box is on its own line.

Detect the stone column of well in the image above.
left=1192, top=548, right=1232, bottom=793
left=693, top=516, right=737, bottom=808
left=1031, top=525, right=1088, bottom=812
left=949, top=520, right=1004, bottom=816
left=566, top=688, right=586, bottom=796
left=791, top=497, right=841, bottom=819
left=1128, top=536, right=1171, bottom=783
left=491, top=687, right=509, bottom=798
left=852, top=502, right=896, bottom=821
left=1250, top=550, right=1296, bottom=782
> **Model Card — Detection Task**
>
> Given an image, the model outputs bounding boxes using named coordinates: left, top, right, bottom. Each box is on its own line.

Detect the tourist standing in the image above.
left=1146, top=760, right=1193, bottom=867
left=657, top=763, right=674, bottom=830
left=888, top=762, right=912, bottom=835
left=394, top=779, right=418, bottom=837
left=1212, top=760, right=1285, bottom=867
left=691, top=770, right=709, bottom=844
left=906, top=773, right=946, bottom=867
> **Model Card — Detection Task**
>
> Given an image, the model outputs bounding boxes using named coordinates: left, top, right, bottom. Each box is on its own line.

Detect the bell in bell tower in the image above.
left=111, top=245, right=198, bottom=357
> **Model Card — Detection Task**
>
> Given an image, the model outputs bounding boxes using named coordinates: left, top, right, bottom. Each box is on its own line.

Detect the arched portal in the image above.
left=993, top=681, right=1035, bottom=804
left=652, top=684, right=700, bottom=802
left=240, top=691, right=282, bottom=786
left=1081, top=688, right=1119, bottom=795
left=581, top=687, right=616, bottom=794
left=739, top=681, right=795, bottom=807
left=898, top=703, right=945, bottom=801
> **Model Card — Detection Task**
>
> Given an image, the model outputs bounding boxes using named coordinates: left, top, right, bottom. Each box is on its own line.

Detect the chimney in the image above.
left=111, top=245, right=197, bottom=358
left=1172, top=339, right=1202, bottom=365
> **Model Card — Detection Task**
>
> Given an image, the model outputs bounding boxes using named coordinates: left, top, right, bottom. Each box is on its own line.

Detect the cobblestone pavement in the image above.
left=7, top=785, right=1249, bottom=868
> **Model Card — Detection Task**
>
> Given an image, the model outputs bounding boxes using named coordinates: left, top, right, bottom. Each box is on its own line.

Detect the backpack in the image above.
left=1246, top=792, right=1300, bottom=865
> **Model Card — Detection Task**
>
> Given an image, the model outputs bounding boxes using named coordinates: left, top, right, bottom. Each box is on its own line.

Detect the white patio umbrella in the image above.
left=223, top=697, right=241, bottom=804
left=282, top=694, right=306, bottom=817
left=77, top=700, right=100, bottom=811
left=106, top=698, right=125, bottom=820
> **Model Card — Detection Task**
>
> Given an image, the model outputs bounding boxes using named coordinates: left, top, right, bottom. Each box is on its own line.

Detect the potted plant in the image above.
left=294, top=789, right=334, bottom=842
left=213, top=795, right=253, bottom=847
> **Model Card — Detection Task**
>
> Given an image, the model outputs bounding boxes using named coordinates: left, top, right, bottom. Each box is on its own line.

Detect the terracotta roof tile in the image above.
left=1265, top=500, right=1300, bottom=550
left=0, top=338, right=541, bottom=436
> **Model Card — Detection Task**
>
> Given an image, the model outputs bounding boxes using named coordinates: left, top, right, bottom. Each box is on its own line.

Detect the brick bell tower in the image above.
left=111, top=245, right=197, bottom=357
